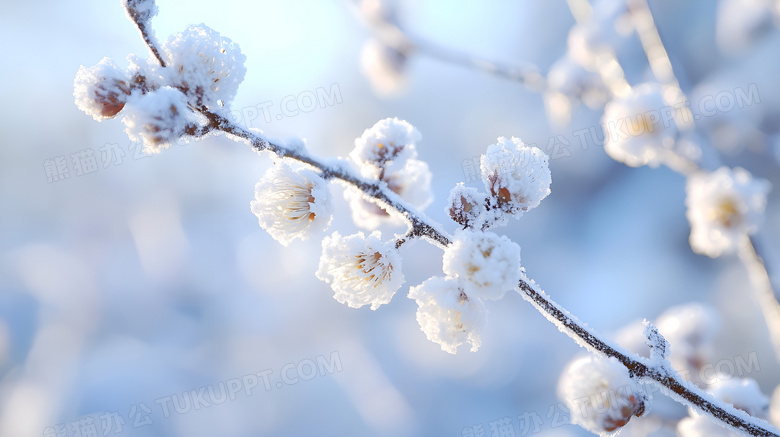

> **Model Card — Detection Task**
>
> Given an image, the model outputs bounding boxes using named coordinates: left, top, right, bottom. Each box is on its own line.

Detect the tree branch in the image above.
left=123, top=5, right=780, bottom=436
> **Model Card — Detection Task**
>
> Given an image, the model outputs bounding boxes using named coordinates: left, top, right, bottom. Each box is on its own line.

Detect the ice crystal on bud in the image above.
left=161, top=25, right=246, bottom=110
left=74, top=58, right=132, bottom=121
left=602, top=83, right=687, bottom=168
left=686, top=167, right=771, bottom=258
left=480, top=137, right=551, bottom=221
left=316, top=231, right=404, bottom=310
left=408, top=277, right=486, bottom=354
left=447, top=184, right=486, bottom=229
left=656, top=303, right=720, bottom=373
left=351, top=117, right=420, bottom=173
left=122, top=86, right=190, bottom=152
left=250, top=163, right=332, bottom=246
left=442, top=230, right=521, bottom=300
left=558, top=355, right=646, bottom=434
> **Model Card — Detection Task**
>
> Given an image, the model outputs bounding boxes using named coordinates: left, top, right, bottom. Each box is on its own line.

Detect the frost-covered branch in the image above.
left=73, top=2, right=780, bottom=436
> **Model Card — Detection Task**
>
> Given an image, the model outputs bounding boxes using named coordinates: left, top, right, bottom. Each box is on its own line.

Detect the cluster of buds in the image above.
left=74, top=1, right=245, bottom=153
left=447, top=136, right=551, bottom=230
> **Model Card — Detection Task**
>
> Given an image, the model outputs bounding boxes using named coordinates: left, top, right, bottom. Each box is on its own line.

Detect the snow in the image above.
left=655, top=302, right=720, bottom=376
left=685, top=166, right=771, bottom=258
left=160, top=24, right=246, bottom=111
left=442, top=229, right=521, bottom=301
left=250, top=162, right=333, bottom=246
left=121, top=86, right=191, bottom=153
left=479, top=137, right=551, bottom=222
left=446, top=183, right=486, bottom=229
left=74, top=57, right=131, bottom=121
left=316, top=231, right=404, bottom=310
left=350, top=117, right=420, bottom=174
left=709, top=378, right=770, bottom=419
left=407, top=277, right=486, bottom=354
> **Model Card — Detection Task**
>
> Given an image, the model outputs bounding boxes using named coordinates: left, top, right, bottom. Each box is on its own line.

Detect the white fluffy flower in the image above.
left=442, top=230, right=521, bottom=300
left=250, top=164, right=332, bottom=246
left=602, top=83, right=688, bottom=168
left=686, top=167, right=771, bottom=258
left=344, top=158, right=432, bottom=229
left=316, top=231, right=404, bottom=310
left=74, top=58, right=131, bottom=121
left=709, top=378, right=770, bottom=418
left=655, top=303, right=720, bottom=374
left=558, top=355, right=646, bottom=434
left=161, top=25, right=246, bottom=110
left=351, top=117, right=420, bottom=173
left=480, top=137, right=551, bottom=220
left=122, top=86, right=191, bottom=153
left=408, top=277, right=486, bottom=354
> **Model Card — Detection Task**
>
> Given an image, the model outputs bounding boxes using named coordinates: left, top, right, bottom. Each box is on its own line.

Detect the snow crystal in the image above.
left=74, top=58, right=131, bottom=121
left=161, top=24, right=246, bottom=110
left=601, top=83, right=687, bottom=168
left=250, top=163, right=332, bottom=246
left=408, top=277, right=486, bottom=354
left=442, top=229, right=521, bottom=300
left=558, top=355, right=646, bottom=434
left=686, top=167, right=771, bottom=258
left=316, top=230, right=404, bottom=310
left=480, top=137, right=551, bottom=220
left=121, top=86, right=190, bottom=153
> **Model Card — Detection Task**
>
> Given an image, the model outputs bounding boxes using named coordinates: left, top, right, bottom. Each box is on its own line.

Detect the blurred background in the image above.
left=1, top=0, right=779, bottom=436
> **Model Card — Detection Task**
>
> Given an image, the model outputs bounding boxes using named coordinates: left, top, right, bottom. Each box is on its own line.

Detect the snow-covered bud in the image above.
left=351, top=117, right=420, bottom=173
left=480, top=137, right=551, bottom=220
left=408, top=277, right=486, bottom=354
left=122, top=86, right=190, bottom=152
left=250, top=163, right=332, bottom=246
left=74, top=58, right=132, bottom=121
left=678, top=378, right=770, bottom=437
left=686, top=167, right=771, bottom=258
left=655, top=303, right=720, bottom=374
left=558, top=355, right=646, bottom=434
left=123, top=0, right=158, bottom=25
left=447, top=184, right=486, bottom=229
left=161, top=25, right=246, bottom=110
left=316, top=231, right=404, bottom=310
left=602, top=83, right=688, bottom=168
left=344, top=158, right=432, bottom=229
left=710, top=378, right=770, bottom=419
left=566, top=0, right=631, bottom=70
left=442, top=230, right=521, bottom=300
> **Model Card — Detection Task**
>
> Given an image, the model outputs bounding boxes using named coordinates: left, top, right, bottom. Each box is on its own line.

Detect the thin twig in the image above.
left=123, top=5, right=780, bottom=436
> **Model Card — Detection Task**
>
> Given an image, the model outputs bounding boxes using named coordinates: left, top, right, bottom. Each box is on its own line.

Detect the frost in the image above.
left=686, top=167, right=771, bottom=258
left=446, top=184, right=486, bottom=229
left=316, top=231, right=404, bottom=310
left=643, top=320, right=670, bottom=362
left=558, top=355, right=646, bottom=434
left=442, top=229, right=521, bottom=300
left=161, top=24, right=246, bottom=110
left=480, top=137, right=551, bottom=221
left=250, top=163, right=332, bottom=246
left=601, top=83, right=688, bottom=168
left=351, top=117, right=420, bottom=174
left=344, top=158, right=432, bottom=229
left=709, top=378, right=770, bottom=419
left=121, top=86, right=191, bottom=153
left=408, top=277, right=486, bottom=354
left=122, top=0, right=158, bottom=25
left=74, top=58, right=132, bottom=121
